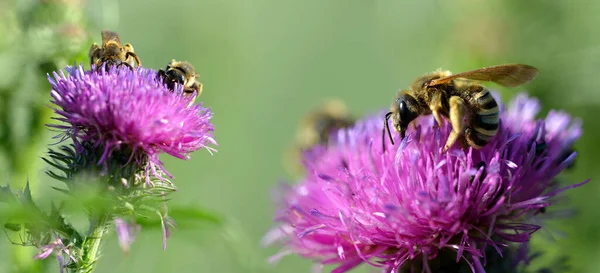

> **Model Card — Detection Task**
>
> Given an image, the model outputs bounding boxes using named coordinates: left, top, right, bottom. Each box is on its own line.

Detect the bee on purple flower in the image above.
left=265, top=93, right=586, bottom=273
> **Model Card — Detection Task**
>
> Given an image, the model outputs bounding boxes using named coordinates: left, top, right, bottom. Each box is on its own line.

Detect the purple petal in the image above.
left=160, top=215, right=177, bottom=250
left=114, top=217, right=140, bottom=254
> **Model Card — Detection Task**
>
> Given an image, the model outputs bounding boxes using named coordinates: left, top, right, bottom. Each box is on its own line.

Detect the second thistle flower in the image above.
left=265, top=93, right=586, bottom=273
left=48, top=65, right=217, bottom=182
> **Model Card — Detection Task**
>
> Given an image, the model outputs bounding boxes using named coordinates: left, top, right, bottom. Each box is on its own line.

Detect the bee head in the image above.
left=391, top=92, right=420, bottom=139
left=103, top=42, right=124, bottom=56
left=383, top=91, right=419, bottom=150
left=314, top=117, right=333, bottom=145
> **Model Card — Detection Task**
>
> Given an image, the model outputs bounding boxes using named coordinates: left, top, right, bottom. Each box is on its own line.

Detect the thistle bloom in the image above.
left=265, top=93, right=586, bottom=272
left=47, top=65, right=217, bottom=181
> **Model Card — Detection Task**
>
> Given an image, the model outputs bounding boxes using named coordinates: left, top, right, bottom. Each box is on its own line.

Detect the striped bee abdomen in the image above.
left=466, top=89, right=499, bottom=148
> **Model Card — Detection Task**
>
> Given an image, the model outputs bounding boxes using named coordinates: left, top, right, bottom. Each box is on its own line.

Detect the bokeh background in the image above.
left=1, top=0, right=600, bottom=272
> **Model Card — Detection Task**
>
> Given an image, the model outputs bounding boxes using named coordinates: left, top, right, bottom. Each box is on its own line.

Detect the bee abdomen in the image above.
left=467, top=89, right=499, bottom=148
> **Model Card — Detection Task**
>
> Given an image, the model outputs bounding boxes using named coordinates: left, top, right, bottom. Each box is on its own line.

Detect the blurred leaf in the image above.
left=135, top=205, right=222, bottom=230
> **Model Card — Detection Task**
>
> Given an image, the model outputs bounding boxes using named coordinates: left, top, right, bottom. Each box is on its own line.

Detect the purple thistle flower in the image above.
left=265, top=93, right=587, bottom=273
left=47, top=64, right=217, bottom=182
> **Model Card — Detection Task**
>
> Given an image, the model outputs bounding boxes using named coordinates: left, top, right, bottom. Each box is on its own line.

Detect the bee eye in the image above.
left=398, top=100, right=408, bottom=118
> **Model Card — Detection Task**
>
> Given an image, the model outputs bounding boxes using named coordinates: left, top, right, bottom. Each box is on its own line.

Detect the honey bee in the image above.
left=285, top=99, right=355, bottom=176
left=157, top=60, right=203, bottom=101
left=89, top=30, right=141, bottom=71
left=296, top=99, right=355, bottom=150
left=383, top=64, right=539, bottom=152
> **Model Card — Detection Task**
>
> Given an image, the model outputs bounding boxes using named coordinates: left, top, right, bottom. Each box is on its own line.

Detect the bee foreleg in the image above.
left=124, top=43, right=142, bottom=67
left=123, top=42, right=135, bottom=52
left=88, top=43, right=101, bottom=68
left=432, top=110, right=444, bottom=129
left=157, top=69, right=166, bottom=84
left=129, top=52, right=142, bottom=67
left=195, top=82, right=203, bottom=97
left=443, top=96, right=467, bottom=152
left=117, top=62, right=133, bottom=71
left=430, top=91, right=445, bottom=128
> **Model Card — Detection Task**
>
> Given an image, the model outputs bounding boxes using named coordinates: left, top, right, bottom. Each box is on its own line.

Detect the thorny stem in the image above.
left=77, top=215, right=110, bottom=273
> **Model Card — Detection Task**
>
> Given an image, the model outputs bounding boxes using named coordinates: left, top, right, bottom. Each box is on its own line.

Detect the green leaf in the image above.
left=134, top=205, right=222, bottom=230
left=169, top=206, right=223, bottom=225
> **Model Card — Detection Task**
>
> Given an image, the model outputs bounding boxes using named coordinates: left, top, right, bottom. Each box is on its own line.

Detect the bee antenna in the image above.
left=382, top=112, right=395, bottom=151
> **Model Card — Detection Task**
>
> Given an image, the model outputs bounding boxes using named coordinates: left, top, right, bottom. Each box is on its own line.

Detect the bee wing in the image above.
left=428, top=64, right=539, bottom=88
left=101, top=30, right=121, bottom=44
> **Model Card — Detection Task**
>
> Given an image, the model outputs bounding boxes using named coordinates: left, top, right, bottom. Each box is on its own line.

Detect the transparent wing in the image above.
left=101, top=30, right=121, bottom=44
left=428, top=64, right=538, bottom=88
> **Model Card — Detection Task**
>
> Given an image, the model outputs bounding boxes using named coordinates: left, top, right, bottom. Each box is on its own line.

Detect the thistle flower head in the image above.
left=47, top=64, right=217, bottom=181
left=265, top=93, right=586, bottom=272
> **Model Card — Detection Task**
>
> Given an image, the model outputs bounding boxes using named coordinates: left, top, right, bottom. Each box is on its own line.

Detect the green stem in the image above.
left=76, top=215, right=110, bottom=273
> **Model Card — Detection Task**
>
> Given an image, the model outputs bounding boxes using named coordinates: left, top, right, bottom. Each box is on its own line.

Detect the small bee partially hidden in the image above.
left=89, top=30, right=141, bottom=71
left=157, top=60, right=203, bottom=102
left=296, top=99, right=355, bottom=151
left=285, top=99, right=355, bottom=176
left=383, top=64, right=538, bottom=152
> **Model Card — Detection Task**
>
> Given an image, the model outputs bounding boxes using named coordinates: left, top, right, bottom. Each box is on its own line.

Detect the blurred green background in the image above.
left=1, top=0, right=600, bottom=272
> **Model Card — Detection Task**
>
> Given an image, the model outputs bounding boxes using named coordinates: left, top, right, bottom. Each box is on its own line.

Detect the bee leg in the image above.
left=186, top=96, right=197, bottom=108
left=430, top=91, right=445, bottom=128
left=126, top=52, right=142, bottom=67
left=432, top=111, right=444, bottom=129
left=184, top=83, right=200, bottom=106
left=157, top=69, right=167, bottom=85
left=443, top=96, right=467, bottom=153
left=124, top=42, right=135, bottom=52
left=196, top=82, right=203, bottom=97
left=124, top=43, right=142, bottom=67
left=88, top=43, right=101, bottom=69
left=116, top=62, right=133, bottom=70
